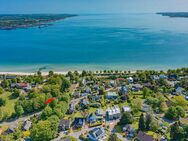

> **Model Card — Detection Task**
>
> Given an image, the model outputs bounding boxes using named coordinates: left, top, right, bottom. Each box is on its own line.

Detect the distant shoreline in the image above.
left=157, top=12, right=188, bottom=18
left=0, top=14, right=77, bottom=30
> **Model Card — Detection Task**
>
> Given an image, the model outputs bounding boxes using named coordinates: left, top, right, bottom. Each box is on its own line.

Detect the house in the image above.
left=80, top=98, right=89, bottom=107
left=127, top=77, right=134, bottom=83
left=119, top=85, right=128, bottom=95
left=82, top=78, right=86, bottom=85
left=22, top=120, right=32, bottom=131
left=185, top=96, right=188, bottom=101
left=142, top=104, right=151, bottom=112
left=85, top=87, right=92, bottom=94
left=110, top=80, right=116, bottom=87
left=168, top=74, right=178, bottom=80
left=159, top=74, right=168, bottom=79
left=59, top=137, right=71, bottom=141
left=150, top=75, right=159, bottom=80
left=58, top=119, right=71, bottom=132
left=6, top=122, right=18, bottom=134
left=5, top=75, right=17, bottom=79
left=15, top=83, right=32, bottom=91
left=87, top=113, right=97, bottom=123
left=172, top=86, right=183, bottom=95
left=93, top=85, right=99, bottom=91
left=73, top=91, right=80, bottom=98
left=122, top=106, right=131, bottom=113
left=73, top=117, right=85, bottom=128
left=144, top=83, right=155, bottom=90
left=68, top=102, right=75, bottom=114
left=96, top=109, right=103, bottom=116
left=86, top=81, right=94, bottom=85
left=106, top=92, right=118, bottom=99
left=92, top=95, right=100, bottom=101
left=131, top=84, right=143, bottom=92
left=88, top=127, right=106, bottom=141
left=122, top=124, right=135, bottom=139
left=60, top=137, right=71, bottom=141
left=116, top=78, right=125, bottom=85
left=80, top=93, right=88, bottom=97
left=106, top=105, right=121, bottom=120
left=135, top=131, right=156, bottom=141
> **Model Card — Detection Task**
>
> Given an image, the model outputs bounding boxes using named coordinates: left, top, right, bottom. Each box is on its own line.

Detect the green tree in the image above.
left=165, top=106, right=178, bottom=120
left=131, top=98, right=142, bottom=113
left=61, top=79, right=70, bottom=92
left=0, top=98, right=6, bottom=107
left=15, top=104, right=24, bottom=117
left=82, top=70, right=87, bottom=77
left=108, top=134, right=121, bottom=141
left=119, top=112, right=133, bottom=125
left=176, top=106, right=185, bottom=118
left=30, top=120, right=57, bottom=141
left=49, top=71, right=54, bottom=77
left=1, top=80, right=10, bottom=88
left=145, top=114, right=152, bottom=130
left=12, top=89, right=20, bottom=98
left=41, top=106, right=53, bottom=120
left=159, top=102, right=168, bottom=112
left=139, top=113, right=145, bottom=131
left=143, top=87, right=150, bottom=98
left=0, top=87, right=3, bottom=94
left=99, top=86, right=105, bottom=95
left=51, top=88, right=60, bottom=97
left=49, top=99, right=58, bottom=108
left=170, top=122, right=184, bottom=140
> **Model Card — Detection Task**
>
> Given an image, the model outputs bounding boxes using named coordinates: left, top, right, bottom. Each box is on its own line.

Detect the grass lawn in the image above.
left=118, top=101, right=129, bottom=108
left=67, top=111, right=83, bottom=120
left=146, top=131, right=160, bottom=139
left=131, top=121, right=139, bottom=130
left=88, top=107, right=98, bottom=114
left=114, top=124, right=122, bottom=133
left=0, top=92, right=18, bottom=117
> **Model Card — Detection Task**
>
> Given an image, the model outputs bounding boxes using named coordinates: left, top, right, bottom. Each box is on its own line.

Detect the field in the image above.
left=0, top=92, right=18, bottom=118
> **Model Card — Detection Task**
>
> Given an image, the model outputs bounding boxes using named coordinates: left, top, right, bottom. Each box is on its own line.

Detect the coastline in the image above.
left=0, top=71, right=69, bottom=76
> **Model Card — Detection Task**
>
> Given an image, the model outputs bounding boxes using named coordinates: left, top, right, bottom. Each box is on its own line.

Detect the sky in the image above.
left=1, top=0, right=188, bottom=14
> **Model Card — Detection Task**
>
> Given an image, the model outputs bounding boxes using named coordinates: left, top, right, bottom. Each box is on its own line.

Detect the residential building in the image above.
left=58, top=119, right=71, bottom=132
left=68, top=102, right=75, bottom=114
left=106, top=92, right=118, bottom=99
left=127, top=77, right=134, bottom=83
left=73, top=117, right=85, bottom=128
left=135, top=131, right=156, bottom=141
left=106, top=105, right=121, bottom=120
left=119, top=85, right=128, bottom=95
left=22, top=120, right=32, bottom=131
left=131, top=84, right=143, bottom=92
left=122, top=106, right=131, bottom=113
left=96, top=109, right=103, bottom=116
left=88, top=127, right=106, bottom=141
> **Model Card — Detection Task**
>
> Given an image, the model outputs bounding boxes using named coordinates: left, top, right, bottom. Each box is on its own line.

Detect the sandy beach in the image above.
left=0, top=71, right=70, bottom=76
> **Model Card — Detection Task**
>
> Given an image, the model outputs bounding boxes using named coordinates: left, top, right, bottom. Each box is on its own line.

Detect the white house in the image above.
left=122, top=106, right=131, bottom=113
left=106, top=105, right=121, bottom=120
left=127, top=77, right=134, bottom=83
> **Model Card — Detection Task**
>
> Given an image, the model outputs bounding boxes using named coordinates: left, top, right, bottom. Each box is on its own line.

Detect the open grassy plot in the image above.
left=0, top=92, right=18, bottom=117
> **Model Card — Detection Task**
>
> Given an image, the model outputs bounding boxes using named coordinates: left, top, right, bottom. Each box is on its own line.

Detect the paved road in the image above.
left=0, top=111, right=42, bottom=126
left=52, top=125, right=96, bottom=141
left=116, top=133, right=129, bottom=141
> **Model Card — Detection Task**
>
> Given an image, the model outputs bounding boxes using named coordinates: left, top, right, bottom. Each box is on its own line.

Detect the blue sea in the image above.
left=1, top=13, right=188, bottom=72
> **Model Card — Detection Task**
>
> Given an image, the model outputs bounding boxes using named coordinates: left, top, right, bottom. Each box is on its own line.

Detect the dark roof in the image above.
left=59, top=137, right=71, bottom=141
left=136, top=131, right=155, bottom=141
left=59, top=119, right=70, bottom=127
